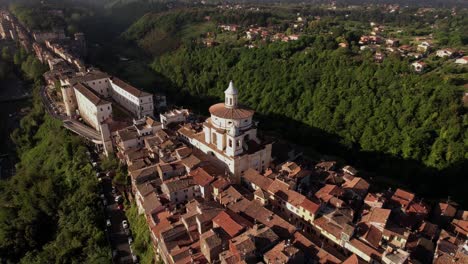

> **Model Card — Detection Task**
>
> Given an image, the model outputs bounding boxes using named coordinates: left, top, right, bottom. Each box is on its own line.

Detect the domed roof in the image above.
left=224, top=80, right=238, bottom=95
left=209, top=103, right=254, bottom=120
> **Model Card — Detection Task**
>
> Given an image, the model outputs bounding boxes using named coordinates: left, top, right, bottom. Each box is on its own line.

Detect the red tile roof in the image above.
left=342, top=254, right=359, bottom=264
left=361, top=208, right=391, bottom=226
left=209, top=103, right=254, bottom=120
left=451, top=219, right=468, bottom=237
left=391, top=188, right=415, bottom=208
left=242, top=168, right=273, bottom=190
left=438, top=203, right=457, bottom=217
left=190, top=167, right=215, bottom=187
left=299, top=198, right=320, bottom=215
left=213, top=211, right=246, bottom=238
left=212, top=177, right=230, bottom=190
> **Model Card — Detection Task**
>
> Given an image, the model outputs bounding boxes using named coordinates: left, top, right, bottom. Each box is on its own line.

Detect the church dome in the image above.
left=209, top=103, right=254, bottom=120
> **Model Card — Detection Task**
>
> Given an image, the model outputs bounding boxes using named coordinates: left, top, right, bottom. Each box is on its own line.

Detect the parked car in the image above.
left=132, top=254, right=139, bottom=264
left=103, top=199, right=108, bottom=206
left=122, top=220, right=129, bottom=229
left=115, top=195, right=123, bottom=203
left=100, top=194, right=105, bottom=200
left=128, top=236, right=133, bottom=244
left=106, top=219, right=111, bottom=227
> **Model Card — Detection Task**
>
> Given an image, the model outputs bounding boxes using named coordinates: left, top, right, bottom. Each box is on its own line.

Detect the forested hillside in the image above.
left=82, top=2, right=468, bottom=204
left=151, top=37, right=467, bottom=202
left=0, top=52, right=110, bottom=263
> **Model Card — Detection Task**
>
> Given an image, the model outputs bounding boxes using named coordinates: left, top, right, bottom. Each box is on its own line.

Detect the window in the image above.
left=228, top=139, right=232, bottom=147
left=229, top=98, right=233, bottom=105
left=108, top=106, right=110, bottom=110
left=100, top=108, right=103, bottom=111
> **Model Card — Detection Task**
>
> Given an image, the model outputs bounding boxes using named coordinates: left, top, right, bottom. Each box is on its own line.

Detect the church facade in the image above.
left=178, top=81, right=272, bottom=183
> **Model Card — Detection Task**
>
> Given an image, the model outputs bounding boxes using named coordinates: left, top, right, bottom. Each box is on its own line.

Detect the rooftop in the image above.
left=74, top=82, right=110, bottom=106
left=208, top=103, right=254, bottom=120
left=110, top=77, right=151, bottom=98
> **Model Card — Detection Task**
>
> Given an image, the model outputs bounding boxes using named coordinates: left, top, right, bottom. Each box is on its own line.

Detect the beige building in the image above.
left=178, top=81, right=272, bottom=183
left=61, top=70, right=154, bottom=121
left=74, top=83, right=112, bottom=131
left=110, top=77, right=154, bottom=118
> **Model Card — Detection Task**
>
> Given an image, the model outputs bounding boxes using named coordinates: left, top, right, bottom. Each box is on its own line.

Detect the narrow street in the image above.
left=101, top=176, right=134, bottom=264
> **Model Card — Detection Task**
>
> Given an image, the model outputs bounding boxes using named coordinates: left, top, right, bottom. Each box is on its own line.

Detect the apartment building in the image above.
left=73, top=83, right=112, bottom=131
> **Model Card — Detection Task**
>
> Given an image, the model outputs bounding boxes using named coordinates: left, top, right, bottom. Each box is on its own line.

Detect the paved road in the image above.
left=63, top=119, right=102, bottom=141
left=101, top=176, right=134, bottom=264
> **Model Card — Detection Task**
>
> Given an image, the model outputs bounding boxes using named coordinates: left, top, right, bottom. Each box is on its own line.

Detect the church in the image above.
left=178, top=81, right=272, bottom=183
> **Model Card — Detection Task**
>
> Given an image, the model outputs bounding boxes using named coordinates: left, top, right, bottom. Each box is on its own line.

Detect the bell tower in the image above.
left=224, top=81, right=238, bottom=109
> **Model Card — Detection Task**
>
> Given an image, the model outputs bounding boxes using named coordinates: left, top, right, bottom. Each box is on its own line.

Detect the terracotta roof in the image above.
left=407, top=201, right=429, bottom=215
left=74, top=82, right=110, bottom=106
left=200, top=229, right=222, bottom=250
left=212, top=177, right=230, bottom=190
left=180, top=154, right=201, bottom=169
left=438, top=203, right=457, bottom=217
left=313, top=216, right=344, bottom=240
left=451, top=219, right=468, bottom=236
left=110, top=77, right=151, bottom=97
left=361, top=208, right=391, bottom=226
left=190, top=167, right=215, bottom=187
left=391, top=188, right=415, bottom=208
left=264, top=240, right=301, bottom=263
left=315, top=184, right=344, bottom=203
left=175, top=146, right=192, bottom=159
left=299, top=198, right=320, bottom=215
left=162, top=177, right=195, bottom=193
left=212, top=211, right=249, bottom=238
left=70, top=70, right=109, bottom=84
left=418, top=221, right=439, bottom=239
left=342, top=254, right=360, bottom=264
left=363, top=225, right=382, bottom=248
left=349, top=238, right=383, bottom=260
left=242, top=168, right=273, bottom=191
left=209, top=103, right=254, bottom=120
left=342, top=177, right=369, bottom=192
left=142, top=192, right=163, bottom=215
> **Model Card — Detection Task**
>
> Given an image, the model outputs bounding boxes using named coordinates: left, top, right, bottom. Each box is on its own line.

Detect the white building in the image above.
left=110, top=77, right=154, bottom=118
left=160, top=177, right=200, bottom=204
left=61, top=70, right=155, bottom=120
left=73, top=83, right=112, bottom=131
left=436, top=49, right=454, bottom=58
left=411, top=61, right=426, bottom=73
left=178, top=81, right=272, bottom=183
left=455, top=56, right=468, bottom=64
left=160, top=109, right=189, bottom=129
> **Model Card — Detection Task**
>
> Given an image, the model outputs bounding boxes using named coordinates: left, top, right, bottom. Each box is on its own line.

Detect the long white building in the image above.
left=73, top=83, right=112, bottom=131
left=61, top=70, right=154, bottom=121
left=178, top=81, right=272, bottom=183
left=110, top=77, right=153, bottom=118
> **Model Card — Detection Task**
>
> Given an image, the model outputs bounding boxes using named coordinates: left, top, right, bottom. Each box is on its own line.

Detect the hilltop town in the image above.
left=1, top=3, right=467, bottom=264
